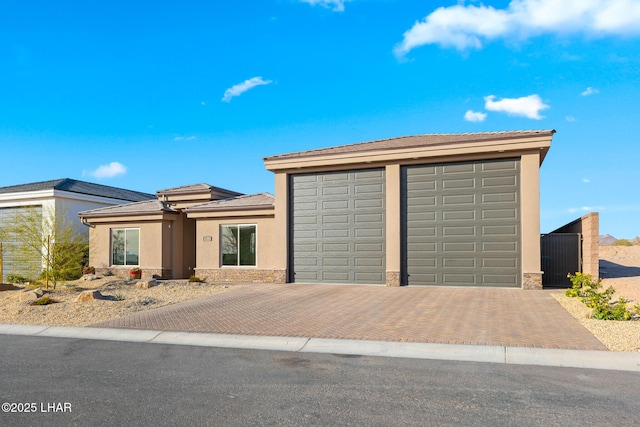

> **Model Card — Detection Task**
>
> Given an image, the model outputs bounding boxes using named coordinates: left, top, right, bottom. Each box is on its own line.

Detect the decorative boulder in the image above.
left=135, top=279, right=158, bottom=289
left=19, top=288, right=44, bottom=302
left=82, top=274, right=98, bottom=281
left=75, top=290, right=104, bottom=302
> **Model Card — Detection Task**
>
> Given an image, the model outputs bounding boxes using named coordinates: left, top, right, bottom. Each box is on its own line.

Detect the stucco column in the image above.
left=385, top=164, right=401, bottom=286
left=274, top=172, right=289, bottom=282
left=520, top=152, right=543, bottom=289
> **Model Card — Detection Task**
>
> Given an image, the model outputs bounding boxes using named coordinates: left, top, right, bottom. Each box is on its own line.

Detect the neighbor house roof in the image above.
left=185, top=193, right=275, bottom=212
left=264, top=130, right=556, bottom=161
left=78, top=199, right=180, bottom=218
left=0, top=178, right=155, bottom=202
left=156, top=183, right=242, bottom=198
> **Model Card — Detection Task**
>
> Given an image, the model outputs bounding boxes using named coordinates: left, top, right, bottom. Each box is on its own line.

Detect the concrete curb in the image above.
left=1, top=324, right=639, bottom=372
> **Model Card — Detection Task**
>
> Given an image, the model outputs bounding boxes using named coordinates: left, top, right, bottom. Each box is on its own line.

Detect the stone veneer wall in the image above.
left=386, top=271, right=401, bottom=287
left=95, top=268, right=172, bottom=280
left=522, top=272, right=543, bottom=290
left=196, top=269, right=287, bottom=284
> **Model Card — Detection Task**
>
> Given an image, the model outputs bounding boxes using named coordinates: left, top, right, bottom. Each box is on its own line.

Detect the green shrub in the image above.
left=188, top=275, right=203, bottom=283
left=566, top=273, right=633, bottom=321
left=612, top=239, right=633, bottom=246
left=6, top=274, right=29, bottom=284
left=30, top=296, right=58, bottom=306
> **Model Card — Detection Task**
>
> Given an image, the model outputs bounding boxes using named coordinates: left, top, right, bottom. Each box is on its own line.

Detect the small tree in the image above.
left=4, top=204, right=88, bottom=288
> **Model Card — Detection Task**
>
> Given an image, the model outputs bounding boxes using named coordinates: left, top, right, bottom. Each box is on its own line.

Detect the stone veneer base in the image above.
left=386, top=271, right=401, bottom=287
left=522, top=272, right=543, bottom=290
left=196, top=269, right=287, bottom=284
left=95, top=268, right=171, bottom=280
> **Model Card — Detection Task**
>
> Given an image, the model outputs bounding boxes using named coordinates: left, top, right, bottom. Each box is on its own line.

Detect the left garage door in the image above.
left=290, top=169, right=386, bottom=284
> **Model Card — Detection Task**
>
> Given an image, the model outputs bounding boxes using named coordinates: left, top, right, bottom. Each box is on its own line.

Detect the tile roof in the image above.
left=264, top=130, right=556, bottom=161
left=78, top=199, right=180, bottom=218
left=185, top=193, right=275, bottom=212
left=0, top=178, right=155, bottom=202
left=156, top=183, right=242, bottom=197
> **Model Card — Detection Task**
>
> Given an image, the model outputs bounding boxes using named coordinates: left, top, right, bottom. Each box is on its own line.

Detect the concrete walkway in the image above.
left=94, top=283, right=605, bottom=350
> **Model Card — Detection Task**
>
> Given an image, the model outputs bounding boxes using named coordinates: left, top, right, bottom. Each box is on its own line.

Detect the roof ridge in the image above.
left=264, top=130, right=555, bottom=161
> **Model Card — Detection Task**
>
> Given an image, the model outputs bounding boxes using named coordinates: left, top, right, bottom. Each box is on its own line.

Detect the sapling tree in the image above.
left=2, top=204, right=88, bottom=288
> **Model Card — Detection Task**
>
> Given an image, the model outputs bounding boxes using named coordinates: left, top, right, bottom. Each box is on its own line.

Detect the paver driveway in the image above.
left=93, top=284, right=607, bottom=350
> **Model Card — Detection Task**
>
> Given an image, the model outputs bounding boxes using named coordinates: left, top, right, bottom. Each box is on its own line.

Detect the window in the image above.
left=221, top=225, right=256, bottom=266
left=111, top=228, right=140, bottom=266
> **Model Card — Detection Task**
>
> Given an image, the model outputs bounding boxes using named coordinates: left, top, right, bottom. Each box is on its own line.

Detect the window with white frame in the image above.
left=111, top=228, right=140, bottom=266
left=221, top=225, right=256, bottom=266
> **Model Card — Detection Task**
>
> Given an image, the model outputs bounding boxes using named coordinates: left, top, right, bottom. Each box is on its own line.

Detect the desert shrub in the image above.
left=30, top=296, right=58, bottom=306
left=6, top=274, right=29, bottom=284
left=566, top=273, right=633, bottom=321
left=188, top=275, right=203, bottom=283
left=612, top=239, right=633, bottom=246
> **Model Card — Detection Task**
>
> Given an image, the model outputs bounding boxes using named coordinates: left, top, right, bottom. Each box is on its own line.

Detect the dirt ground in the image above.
left=0, top=277, right=236, bottom=327
left=598, top=245, right=640, bottom=302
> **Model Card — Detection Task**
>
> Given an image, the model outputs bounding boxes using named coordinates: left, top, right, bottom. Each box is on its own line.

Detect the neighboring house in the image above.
left=80, top=130, right=557, bottom=289
left=79, top=184, right=243, bottom=280
left=0, top=178, right=154, bottom=281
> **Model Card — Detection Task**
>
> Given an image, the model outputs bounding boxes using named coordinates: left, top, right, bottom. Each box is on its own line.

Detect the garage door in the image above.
left=290, top=169, right=385, bottom=284
left=402, top=159, right=520, bottom=287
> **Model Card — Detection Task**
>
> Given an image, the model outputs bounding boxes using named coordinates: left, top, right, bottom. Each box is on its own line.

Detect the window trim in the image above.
left=110, top=227, right=140, bottom=267
left=220, top=224, right=258, bottom=268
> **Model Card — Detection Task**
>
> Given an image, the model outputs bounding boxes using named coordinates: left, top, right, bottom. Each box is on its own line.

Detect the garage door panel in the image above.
left=442, top=210, right=475, bottom=221
left=481, top=208, right=517, bottom=219
left=290, top=169, right=385, bottom=284
left=482, top=160, right=518, bottom=171
left=403, top=159, right=520, bottom=287
left=323, top=229, right=350, bottom=238
left=482, top=193, right=517, bottom=203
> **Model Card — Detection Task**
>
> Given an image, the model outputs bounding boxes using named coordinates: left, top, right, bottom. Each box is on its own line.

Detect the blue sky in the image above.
left=1, top=0, right=639, bottom=238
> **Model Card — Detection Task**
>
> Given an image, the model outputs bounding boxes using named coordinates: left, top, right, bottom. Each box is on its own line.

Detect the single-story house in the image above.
left=79, top=184, right=244, bottom=280
left=0, top=178, right=154, bottom=281
left=80, top=130, right=555, bottom=289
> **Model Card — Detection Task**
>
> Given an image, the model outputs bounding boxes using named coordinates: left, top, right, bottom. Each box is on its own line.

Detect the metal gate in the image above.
left=541, top=233, right=582, bottom=287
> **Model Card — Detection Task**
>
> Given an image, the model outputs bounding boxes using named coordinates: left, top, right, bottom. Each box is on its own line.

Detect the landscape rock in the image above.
left=18, top=288, right=44, bottom=302
left=135, top=279, right=159, bottom=289
left=75, top=290, right=104, bottom=302
left=82, top=274, right=99, bottom=281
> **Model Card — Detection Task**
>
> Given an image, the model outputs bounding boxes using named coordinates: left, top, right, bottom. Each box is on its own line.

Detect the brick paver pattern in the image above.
left=93, top=284, right=607, bottom=351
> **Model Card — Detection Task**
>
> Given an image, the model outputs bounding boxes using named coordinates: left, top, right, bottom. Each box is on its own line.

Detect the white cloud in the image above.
left=565, top=115, right=576, bottom=122
left=174, top=136, right=196, bottom=142
left=90, top=162, right=127, bottom=179
left=484, top=94, right=549, bottom=119
left=222, top=76, right=272, bottom=103
left=582, top=178, right=591, bottom=183
left=395, top=0, right=640, bottom=56
left=581, top=87, right=600, bottom=96
left=464, top=110, right=487, bottom=122
left=298, top=0, right=348, bottom=12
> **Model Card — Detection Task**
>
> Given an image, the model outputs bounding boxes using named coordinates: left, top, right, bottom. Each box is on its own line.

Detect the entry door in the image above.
left=402, top=159, right=521, bottom=287
left=290, top=169, right=386, bottom=284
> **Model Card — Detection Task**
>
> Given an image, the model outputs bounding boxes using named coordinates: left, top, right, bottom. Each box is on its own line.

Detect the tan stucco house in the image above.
left=80, top=130, right=555, bottom=289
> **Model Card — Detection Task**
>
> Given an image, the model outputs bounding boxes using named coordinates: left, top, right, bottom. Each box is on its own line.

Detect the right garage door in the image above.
left=402, top=158, right=521, bottom=287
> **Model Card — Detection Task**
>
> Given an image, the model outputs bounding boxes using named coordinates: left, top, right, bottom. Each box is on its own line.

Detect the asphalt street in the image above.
left=1, top=334, right=639, bottom=426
